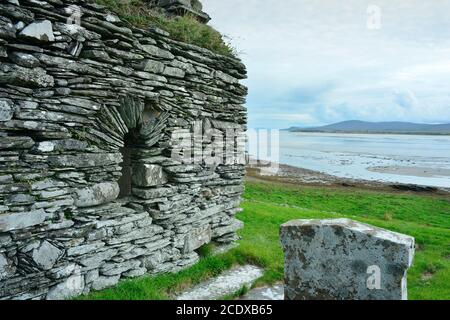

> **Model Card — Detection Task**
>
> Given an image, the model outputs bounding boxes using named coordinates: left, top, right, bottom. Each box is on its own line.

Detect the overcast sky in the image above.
left=202, top=0, right=450, bottom=129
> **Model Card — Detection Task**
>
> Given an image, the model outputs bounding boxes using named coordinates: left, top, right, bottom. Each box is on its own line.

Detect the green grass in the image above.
left=91, top=0, right=236, bottom=56
left=81, top=181, right=450, bottom=300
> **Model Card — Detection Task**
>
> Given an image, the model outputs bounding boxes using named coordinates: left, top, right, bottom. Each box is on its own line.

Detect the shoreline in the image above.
left=367, top=165, right=450, bottom=178
left=288, top=130, right=450, bottom=136
left=246, top=161, right=450, bottom=195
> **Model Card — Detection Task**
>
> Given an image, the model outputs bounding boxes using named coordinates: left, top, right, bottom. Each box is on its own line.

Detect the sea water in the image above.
left=275, top=132, right=450, bottom=188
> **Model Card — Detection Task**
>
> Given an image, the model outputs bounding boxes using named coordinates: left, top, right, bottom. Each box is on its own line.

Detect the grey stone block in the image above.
left=0, top=64, right=54, bottom=88
left=132, top=164, right=168, bottom=187
left=46, top=274, right=85, bottom=300
left=0, top=209, right=52, bottom=232
left=19, top=20, right=55, bottom=42
left=91, top=275, right=120, bottom=291
left=136, top=59, right=165, bottom=73
left=0, top=253, right=16, bottom=280
left=183, top=224, right=211, bottom=253
left=73, top=182, right=120, bottom=207
left=280, top=218, right=415, bottom=300
left=0, top=99, right=14, bottom=121
left=9, top=51, right=41, bottom=68
left=31, top=240, right=63, bottom=270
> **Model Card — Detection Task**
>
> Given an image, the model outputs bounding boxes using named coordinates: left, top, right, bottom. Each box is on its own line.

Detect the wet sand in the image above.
left=277, top=131, right=450, bottom=189
left=368, top=166, right=450, bottom=178
left=246, top=161, right=450, bottom=195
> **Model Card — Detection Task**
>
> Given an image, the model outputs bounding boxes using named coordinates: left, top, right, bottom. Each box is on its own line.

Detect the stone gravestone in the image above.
left=280, top=218, right=415, bottom=300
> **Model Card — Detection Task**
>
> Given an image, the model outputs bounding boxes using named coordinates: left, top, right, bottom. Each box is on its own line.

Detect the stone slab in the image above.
left=0, top=209, right=52, bottom=232
left=239, top=284, right=284, bottom=300
left=183, top=224, right=211, bottom=253
left=280, top=218, right=415, bottom=300
left=73, top=182, right=120, bottom=208
left=132, top=164, right=168, bottom=187
left=176, top=265, right=264, bottom=300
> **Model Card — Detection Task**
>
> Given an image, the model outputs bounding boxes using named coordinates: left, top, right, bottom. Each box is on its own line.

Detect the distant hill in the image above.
left=289, top=120, right=450, bottom=135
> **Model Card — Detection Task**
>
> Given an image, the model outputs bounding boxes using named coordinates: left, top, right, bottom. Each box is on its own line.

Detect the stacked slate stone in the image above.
left=0, top=0, right=247, bottom=300
left=149, top=0, right=211, bottom=23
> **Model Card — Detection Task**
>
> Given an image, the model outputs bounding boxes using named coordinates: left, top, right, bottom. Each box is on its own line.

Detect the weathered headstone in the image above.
left=280, top=218, right=415, bottom=300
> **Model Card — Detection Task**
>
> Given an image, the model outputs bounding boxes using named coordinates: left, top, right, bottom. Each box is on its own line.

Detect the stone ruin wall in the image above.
left=0, top=0, right=247, bottom=299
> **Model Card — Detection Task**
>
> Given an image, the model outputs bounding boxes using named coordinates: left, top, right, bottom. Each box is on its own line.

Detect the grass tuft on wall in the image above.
left=92, top=0, right=237, bottom=56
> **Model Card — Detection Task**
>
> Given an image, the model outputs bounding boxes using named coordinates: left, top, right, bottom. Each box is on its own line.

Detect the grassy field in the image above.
left=82, top=180, right=450, bottom=300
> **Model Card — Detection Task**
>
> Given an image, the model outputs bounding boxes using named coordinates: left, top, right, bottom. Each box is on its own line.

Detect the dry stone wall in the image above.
left=0, top=0, right=247, bottom=300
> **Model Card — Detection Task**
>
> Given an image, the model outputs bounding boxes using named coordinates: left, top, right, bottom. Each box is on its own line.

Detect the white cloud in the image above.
left=203, top=0, right=450, bottom=128
left=393, top=89, right=419, bottom=109
left=268, top=113, right=316, bottom=123
left=392, top=61, right=450, bottom=81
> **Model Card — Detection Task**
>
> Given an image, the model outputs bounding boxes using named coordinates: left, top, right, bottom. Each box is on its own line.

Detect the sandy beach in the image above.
left=368, top=166, right=450, bottom=178
left=275, top=131, right=450, bottom=189
left=246, top=160, right=450, bottom=194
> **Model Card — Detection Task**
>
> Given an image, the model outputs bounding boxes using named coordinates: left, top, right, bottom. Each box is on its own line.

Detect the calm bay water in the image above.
left=277, top=132, right=450, bottom=188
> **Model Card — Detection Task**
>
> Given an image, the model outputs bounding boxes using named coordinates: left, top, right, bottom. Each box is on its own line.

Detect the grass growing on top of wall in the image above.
left=81, top=181, right=450, bottom=300
left=91, top=0, right=237, bottom=56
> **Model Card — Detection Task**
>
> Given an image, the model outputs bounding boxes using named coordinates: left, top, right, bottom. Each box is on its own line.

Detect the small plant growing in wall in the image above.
left=64, top=209, right=74, bottom=220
